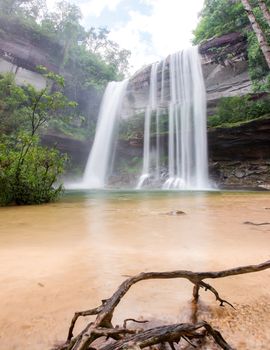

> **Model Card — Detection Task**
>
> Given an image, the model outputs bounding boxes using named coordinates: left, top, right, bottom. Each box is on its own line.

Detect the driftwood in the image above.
left=243, top=221, right=270, bottom=226
left=54, top=260, right=270, bottom=350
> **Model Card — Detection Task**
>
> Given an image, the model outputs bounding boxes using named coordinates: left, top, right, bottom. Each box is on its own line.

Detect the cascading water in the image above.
left=164, top=46, right=208, bottom=189
left=80, top=46, right=208, bottom=190
left=136, top=62, right=159, bottom=189
left=81, top=80, right=128, bottom=189
left=137, top=46, right=208, bottom=190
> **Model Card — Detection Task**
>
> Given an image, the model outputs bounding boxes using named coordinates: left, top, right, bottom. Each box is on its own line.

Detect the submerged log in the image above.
left=54, top=260, right=270, bottom=350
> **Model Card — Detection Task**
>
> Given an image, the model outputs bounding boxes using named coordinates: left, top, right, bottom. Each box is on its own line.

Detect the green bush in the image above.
left=193, top=0, right=270, bottom=91
left=0, top=72, right=71, bottom=206
left=208, top=95, right=270, bottom=127
left=119, top=111, right=169, bottom=141
left=0, top=134, right=66, bottom=205
left=193, top=0, right=248, bottom=44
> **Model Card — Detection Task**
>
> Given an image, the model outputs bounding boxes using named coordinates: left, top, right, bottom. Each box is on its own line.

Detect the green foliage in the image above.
left=193, top=0, right=248, bottom=44
left=245, top=15, right=270, bottom=88
left=0, top=0, right=131, bottom=130
left=65, top=44, right=118, bottom=91
left=0, top=133, right=66, bottom=205
left=0, top=71, right=76, bottom=205
left=116, top=156, right=142, bottom=176
left=25, top=69, right=78, bottom=136
left=83, top=27, right=131, bottom=77
left=208, top=95, right=270, bottom=127
left=193, top=0, right=270, bottom=44
left=119, top=113, right=145, bottom=140
left=193, top=0, right=270, bottom=90
left=0, top=70, right=77, bottom=136
left=41, top=1, right=85, bottom=64
left=247, top=31, right=268, bottom=80
left=49, top=116, right=95, bottom=140
left=0, top=73, right=29, bottom=133
left=0, top=0, right=46, bottom=19
left=36, top=2, right=130, bottom=79
left=0, top=0, right=131, bottom=145
left=119, top=111, right=169, bottom=141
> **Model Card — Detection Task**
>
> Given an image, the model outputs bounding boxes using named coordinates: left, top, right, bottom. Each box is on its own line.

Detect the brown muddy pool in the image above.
left=0, top=190, right=269, bottom=349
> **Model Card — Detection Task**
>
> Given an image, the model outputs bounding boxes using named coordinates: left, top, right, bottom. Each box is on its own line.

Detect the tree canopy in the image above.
left=0, top=0, right=132, bottom=140
left=0, top=0, right=130, bottom=80
left=0, top=71, right=74, bottom=205
left=193, top=0, right=249, bottom=44
left=193, top=0, right=270, bottom=88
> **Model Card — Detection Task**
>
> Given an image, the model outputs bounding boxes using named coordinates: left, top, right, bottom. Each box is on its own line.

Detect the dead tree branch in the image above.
left=100, top=322, right=233, bottom=350
left=54, top=260, right=270, bottom=350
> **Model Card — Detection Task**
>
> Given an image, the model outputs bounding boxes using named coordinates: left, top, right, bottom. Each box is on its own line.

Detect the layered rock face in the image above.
left=122, top=32, right=251, bottom=117
left=200, top=32, right=252, bottom=115
left=0, top=16, right=60, bottom=89
left=208, top=117, right=270, bottom=188
left=114, top=116, right=270, bottom=189
left=40, top=133, right=91, bottom=168
left=201, top=34, right=269, bottom=188
left=119, top=32, right=270, bottom=188
left=0, top=21, right=100, bottom=173
left=0, top=26, right=269, bottom=188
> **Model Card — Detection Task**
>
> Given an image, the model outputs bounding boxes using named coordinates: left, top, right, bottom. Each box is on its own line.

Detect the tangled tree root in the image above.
left=54, top=260, right=270, bottom=350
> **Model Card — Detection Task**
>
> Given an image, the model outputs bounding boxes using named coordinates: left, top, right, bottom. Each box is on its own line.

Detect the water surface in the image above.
left=0, top=191, right=269, bottom=349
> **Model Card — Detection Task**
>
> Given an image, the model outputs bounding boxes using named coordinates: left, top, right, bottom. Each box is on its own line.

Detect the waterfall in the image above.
left=81, top=80, right=128, bottom=189
left=138, top=46, right=208, bottom=190
left=136, top=62, right=159, bottom=188
left=79, top=46, right=208, bottom=190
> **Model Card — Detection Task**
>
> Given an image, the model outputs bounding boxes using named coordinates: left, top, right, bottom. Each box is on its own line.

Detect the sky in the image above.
left=47, top=0, right=205, bottom=74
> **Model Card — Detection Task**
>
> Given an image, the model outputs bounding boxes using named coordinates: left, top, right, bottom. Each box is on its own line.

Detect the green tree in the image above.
left=208, top=95, right=270, bottom=127
left=0, top=69, right=77, bottom=136
left=193, top=0, right=270, bottom=89
left=41, top=1, right=84, bottom=65
left=258, top=0, right=270, bottom=26
left=0, top=74, right=28, bottom=134
left=0, top=0, right=46, bottom=19
left=84, top=27, right=131, bottom=76
left=0, top=0, right=131, bottom=144
left=0, top=70, right=77, bottom=205
left=0, top=134, right=66, bottom=205
left=193, top=0, right=249, bottom=44
left=241, top=0, right=270, bottom=68
left=25, top=66, right=77, bottom=136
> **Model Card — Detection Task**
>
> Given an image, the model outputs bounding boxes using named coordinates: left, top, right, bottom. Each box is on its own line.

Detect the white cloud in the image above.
left=109, top=0, right=205, bottom=74
left=47, top=0, right=124, bottom=17
left=79, top=0, right=124, bottom=17
left=46, top=0, right=205, bottom=75
left=109, top=10, right=159, bottom=73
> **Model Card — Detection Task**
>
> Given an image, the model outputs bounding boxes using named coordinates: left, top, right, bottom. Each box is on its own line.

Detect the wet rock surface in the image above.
left=200, top=32, right=251, bottom=109
left=40, top=132, right=91, bottom=168
left=1, top=25, right=269, bottom=189
left=123, top=32, right=251, bottom=118
left=208, top=117, right=270, bottom=161
left=207, top=116, right=270, bottom=188
left=209, top=160, right=270, bottom=189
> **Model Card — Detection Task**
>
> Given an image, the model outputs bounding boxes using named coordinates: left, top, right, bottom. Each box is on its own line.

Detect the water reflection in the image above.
left=0, top=191, right=269, bottom=349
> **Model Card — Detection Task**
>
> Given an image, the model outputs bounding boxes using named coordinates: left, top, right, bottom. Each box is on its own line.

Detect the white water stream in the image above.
left=81, top=80, right=128, bottom=189
left=81, top=46, right=208, bottom=190
left=138, top=46, right=208, bottom=189
left=136, top=62, right=159, bottom=189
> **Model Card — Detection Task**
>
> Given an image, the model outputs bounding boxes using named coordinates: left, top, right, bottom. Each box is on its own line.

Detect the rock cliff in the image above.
left=208, top=116, right=270, bottom=188
left=0, top=26, right=269, bottom=188
left=122, top=32, right=251, bottom=117
left=0, top=16, right=60, bottom=89
left=117, top=32, right=270, bottom=188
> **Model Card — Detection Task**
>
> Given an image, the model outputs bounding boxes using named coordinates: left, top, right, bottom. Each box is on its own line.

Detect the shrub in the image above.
left=208, top=95, right=270, bottom=127
left=0, top=134, right=67, bottom=205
